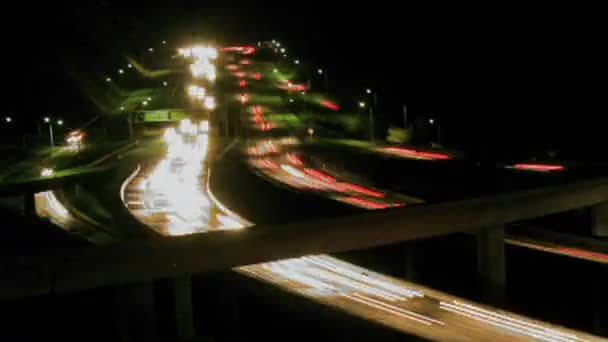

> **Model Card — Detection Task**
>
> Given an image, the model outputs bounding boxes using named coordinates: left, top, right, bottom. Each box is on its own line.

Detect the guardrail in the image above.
left=120, top=164, right=141, bottom=206
left=2, top=176, right=608, bottom=299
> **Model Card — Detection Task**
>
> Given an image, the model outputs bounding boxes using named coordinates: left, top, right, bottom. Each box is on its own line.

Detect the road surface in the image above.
left=118, top=116, right=600, bottom=340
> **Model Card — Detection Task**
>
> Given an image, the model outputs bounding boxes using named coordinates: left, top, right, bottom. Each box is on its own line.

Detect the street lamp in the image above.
left=366, top=88, right=372, bottom=94
left=120, top=107, right=125, bottom=111
left=148, top=48, right=154, bottom=52
left=276, top=42, right=281, bottom=47
left=44, top=117, right=62, bottom=147
left=118, top=69, right=124, bottom=74
left=359, top=101, right=375, bottom=142
left=142, top=101, right=148, bottom=106
left=428, top=118, right=440, bottom=144
left=106, top=77, right=111, bottom=82
left=147, top=97, right=152, bottom=101
left=294, top=59, right=300, bottom=64
left=163, top=81, right=168, bottom=86
left=273, top=68, right=278, bottom=73
left=318, top=69, right=329, bottom=94
left=280, top=48, right=286, bottom=53
left=127, top=64, right=133, bottom=68
left=5, top=117, right=11, bottom=123
left=162, top=40, right=167, bottom=44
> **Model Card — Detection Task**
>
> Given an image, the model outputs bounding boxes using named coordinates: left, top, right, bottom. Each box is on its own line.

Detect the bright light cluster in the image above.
left=188, top=85, right=206, bottom=99
left=187, top=84, right=216, bottom=111
left=179, top=45, right=218, bottom=82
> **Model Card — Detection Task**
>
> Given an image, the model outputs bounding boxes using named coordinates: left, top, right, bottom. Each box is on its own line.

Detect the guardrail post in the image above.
left=173, top=275, right=195, bottom=340
left=590, top=202, right=608, bottom=237
left=476, top=224, right=506, bottom=302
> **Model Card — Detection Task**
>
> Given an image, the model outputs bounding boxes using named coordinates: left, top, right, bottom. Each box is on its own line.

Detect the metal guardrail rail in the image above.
left=2, top=176, right=608, bottom=299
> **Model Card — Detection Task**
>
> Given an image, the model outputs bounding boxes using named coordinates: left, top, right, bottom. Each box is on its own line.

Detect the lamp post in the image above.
left=360, top=101, right=375, bottom=142
left=318, top=68, right=329, bottom=94
left=364, top=88, right=378, bottom=142
left=429, top=118, right=440, bottom=144
left=44, top=117, right=62, bottom=147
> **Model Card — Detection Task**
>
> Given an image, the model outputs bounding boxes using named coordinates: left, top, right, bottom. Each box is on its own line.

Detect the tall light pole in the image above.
left=318, top=68, right=328, bottom=95
left=44, top=117, right=54, bottom=147
left=429, top=118, right=440, bottom=145
left=365, top=89, right=377, bottom=142
left=360, top=101, right=374, bottom=142
left=44, top=117, right=62, bottom=147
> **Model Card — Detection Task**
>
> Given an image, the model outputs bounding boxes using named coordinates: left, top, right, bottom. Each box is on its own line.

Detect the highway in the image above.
left=123, top=121, right=247, bottom=235
left=33, top=43, right=604, bottom=340
left=114, top=116, right=598, bottom=340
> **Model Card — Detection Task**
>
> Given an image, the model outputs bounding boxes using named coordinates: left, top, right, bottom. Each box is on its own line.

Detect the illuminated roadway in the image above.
left=116, top=120, right=599, bottom=341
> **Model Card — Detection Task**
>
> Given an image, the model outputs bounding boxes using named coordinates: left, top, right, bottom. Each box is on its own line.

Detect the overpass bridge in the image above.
left=2, top=175, right=608, bottom=340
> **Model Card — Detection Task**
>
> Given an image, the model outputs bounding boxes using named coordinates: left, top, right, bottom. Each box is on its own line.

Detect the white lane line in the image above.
left=350, top=292, right=444, bottom=326
left=344, top=293, right=433, bottom=326
left=440, top=301, right=585, bottom=342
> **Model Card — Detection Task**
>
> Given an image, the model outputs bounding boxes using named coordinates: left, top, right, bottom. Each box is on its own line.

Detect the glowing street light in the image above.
left=142, top=101, right=148, bottom=106
left=44, top=117, right=50, bottom=123
left=272, top=39, right=276, bottom=43
left=289, top=99, right=294, bottom=103
left=359, top=101, right=366, bottom=108
left=162, top=40, right=167, bottom=44
left=308, top=127, right=315, bottom=138
left=147, top=97, right=152, bottom=101
left=5, top=117, right=11, bottom=123
left=280, top=48, right=285, bottom=53
left=106, top=77, right=111, bottom=82
left=318, top=69, right=323, bottom=74
left=57, top=120, right=63, bottom=126
left=118, top=69, right=124, bottom=74
left=366, top=88, right=372, bottom=94
left=163, top=81, right=168, bottom=86
left=273, top=68, right=278, bottom=73
left=429, top=118, right=435, bottom=124
left=276, top=42, right=281, bottom=47
left=148, top=48, right=154, bottom=52
left=294, top=59, right=300, bottom=64
left=120, top=107, right=125, bottom=111
left=128, top=64, right=133, bottom=68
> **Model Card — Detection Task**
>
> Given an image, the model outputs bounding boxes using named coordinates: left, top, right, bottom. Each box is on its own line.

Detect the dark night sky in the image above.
left=3, top=1, right=608, bottom=160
